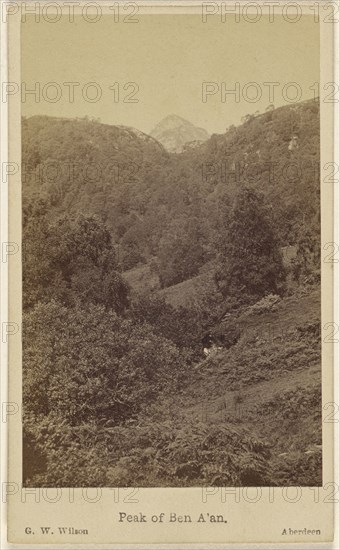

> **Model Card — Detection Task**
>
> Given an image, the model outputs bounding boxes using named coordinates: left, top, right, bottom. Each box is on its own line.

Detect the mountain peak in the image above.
left=150, top=115, right=209, bottom=153
left=153, top=114, right=190, bottom=127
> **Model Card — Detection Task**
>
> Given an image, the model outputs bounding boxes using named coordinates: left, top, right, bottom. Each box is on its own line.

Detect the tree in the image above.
left=292, top=225, right=320, bottom=282
left=215, top=188, right=286, bottom=301
left=23, top=201, right=129, bottom=313
left=156, top=216, right=206, bottom=288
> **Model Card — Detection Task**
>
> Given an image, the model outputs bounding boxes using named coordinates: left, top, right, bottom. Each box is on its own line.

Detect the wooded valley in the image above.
left=22, top=98, right=321, bottom=487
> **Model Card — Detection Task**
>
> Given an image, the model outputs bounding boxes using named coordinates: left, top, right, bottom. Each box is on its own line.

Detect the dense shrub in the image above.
left=23, top=301, right=187, bottom=485
left=129, top=294, right=203, bottom=353
left=105, top=421, right=272, bottom=487
left=272, top=450, right=322, bottom=486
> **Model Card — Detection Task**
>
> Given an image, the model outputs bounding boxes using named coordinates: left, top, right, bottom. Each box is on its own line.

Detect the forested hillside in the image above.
left=22, top=98, right=319, bottom=277
left=22, top=99, right=321, bottom=487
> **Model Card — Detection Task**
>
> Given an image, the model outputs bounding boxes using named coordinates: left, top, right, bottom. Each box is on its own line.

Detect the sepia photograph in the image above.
left=20, top=9, right=323, bottom=489
left=3, top=1, right=338, bottom=545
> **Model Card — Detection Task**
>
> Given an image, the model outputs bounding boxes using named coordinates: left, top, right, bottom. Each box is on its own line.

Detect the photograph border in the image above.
left=3, top=1, right=339, bottom=545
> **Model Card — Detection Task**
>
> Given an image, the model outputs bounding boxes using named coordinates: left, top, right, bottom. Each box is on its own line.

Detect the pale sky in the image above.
left=21, top=14, right=320, bottom=135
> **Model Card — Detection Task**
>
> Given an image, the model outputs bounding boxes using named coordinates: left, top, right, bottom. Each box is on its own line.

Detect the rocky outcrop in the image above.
left=150, top=114, right=209, bottom=153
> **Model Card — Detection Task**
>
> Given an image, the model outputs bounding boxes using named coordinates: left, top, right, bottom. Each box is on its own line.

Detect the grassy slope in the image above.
left=102, top=284, right=321, bottom=486
left=182, top=288, right=320, bottom=402
left=123, top=262, right=215, bottom=307
left=158, top=271, right=214, bottom=307
left=123, top=263, right=160, bottom=295
left=183, top=287, right=321, bottom=482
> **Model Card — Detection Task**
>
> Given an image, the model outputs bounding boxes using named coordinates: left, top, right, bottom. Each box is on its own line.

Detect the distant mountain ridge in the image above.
left=150, top=114, right=210, bottom=153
